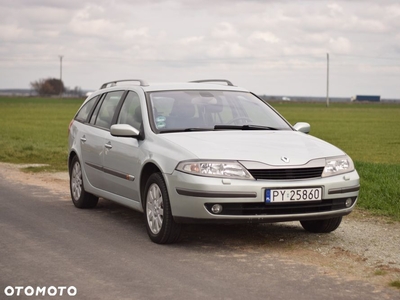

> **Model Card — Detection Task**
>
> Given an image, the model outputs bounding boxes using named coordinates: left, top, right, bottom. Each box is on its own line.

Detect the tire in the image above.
left=69, top=156, right=98, bottom=209
left=300, top=217, right=342, bottom=233
left=144, top=173, right=181, bottom=244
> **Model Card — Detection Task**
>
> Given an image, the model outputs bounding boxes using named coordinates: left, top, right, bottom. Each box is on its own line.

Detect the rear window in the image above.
left=94, top=91, right=124, bottom=129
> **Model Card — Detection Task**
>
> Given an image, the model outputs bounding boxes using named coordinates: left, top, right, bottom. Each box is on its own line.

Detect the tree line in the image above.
left=30, top=78, right=83, bottom=97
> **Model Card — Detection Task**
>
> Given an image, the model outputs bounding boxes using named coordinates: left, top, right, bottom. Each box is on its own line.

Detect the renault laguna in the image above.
left=68, top=79, right=360, bottom=244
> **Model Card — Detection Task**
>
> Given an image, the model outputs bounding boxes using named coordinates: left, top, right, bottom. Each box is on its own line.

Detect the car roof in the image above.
left=83, top=80, right=251, bottom=104
left=96, top=79, right=249, bottom=93
left=142, top=82, right=248, bottom=92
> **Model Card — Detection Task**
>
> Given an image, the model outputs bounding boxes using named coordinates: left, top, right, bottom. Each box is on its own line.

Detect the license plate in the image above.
left=265, top=188, right=322, bottom=203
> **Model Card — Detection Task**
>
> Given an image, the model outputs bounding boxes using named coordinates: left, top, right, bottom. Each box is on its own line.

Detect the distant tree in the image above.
left=70, top=86, right=83, bottom=97
left=30, top=78, right=65, bottom=96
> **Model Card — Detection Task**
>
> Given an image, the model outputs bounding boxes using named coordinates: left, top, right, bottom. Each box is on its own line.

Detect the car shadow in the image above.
left=90, top=198, right=339, bottom=250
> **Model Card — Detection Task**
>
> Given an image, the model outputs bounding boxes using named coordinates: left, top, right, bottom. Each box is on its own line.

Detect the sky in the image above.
left=1, top=0, right=400, bottom=98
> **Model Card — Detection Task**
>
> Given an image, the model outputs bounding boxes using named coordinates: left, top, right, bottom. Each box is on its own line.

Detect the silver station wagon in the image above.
left=68, top=79, right=360, bottom=244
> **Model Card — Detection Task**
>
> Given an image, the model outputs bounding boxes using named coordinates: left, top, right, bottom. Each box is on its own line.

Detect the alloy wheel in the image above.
left=71, top=161, right=82, bottom=201
left=146, top=183, right=164, bottom=234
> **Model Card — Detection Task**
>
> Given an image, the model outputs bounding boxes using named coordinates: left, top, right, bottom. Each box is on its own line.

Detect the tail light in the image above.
left=68, top=119, right=74, bottom=135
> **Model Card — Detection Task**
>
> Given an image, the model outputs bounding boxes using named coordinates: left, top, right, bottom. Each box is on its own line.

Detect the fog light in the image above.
left=211, top=204, right=223, bottom=214
left=345, top=198, right=352, bottom=208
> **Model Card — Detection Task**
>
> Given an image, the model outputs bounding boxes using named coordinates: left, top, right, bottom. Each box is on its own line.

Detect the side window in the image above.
left=117, top=91, right=142, bottom=129
left=89, top=94, right=105, bottom=125
left=75, top=96, right=98, bottom=122
left=94, top=91, right=124, bottom=129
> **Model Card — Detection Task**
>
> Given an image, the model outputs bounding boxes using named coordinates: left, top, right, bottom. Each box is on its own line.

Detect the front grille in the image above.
left=248, top=167, right=324, bottom=180
left=205, top=197, right=356, bottom=216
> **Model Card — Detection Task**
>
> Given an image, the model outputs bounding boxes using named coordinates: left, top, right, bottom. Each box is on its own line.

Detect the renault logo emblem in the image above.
left=281, top=156, right=290, bottom=163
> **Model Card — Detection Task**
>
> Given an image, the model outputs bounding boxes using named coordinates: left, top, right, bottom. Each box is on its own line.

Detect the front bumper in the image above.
left=165, top=170, right=360, bottom=224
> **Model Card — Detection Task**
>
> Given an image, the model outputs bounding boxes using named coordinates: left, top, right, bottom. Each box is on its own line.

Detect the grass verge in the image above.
left=355, top=162, right=400, bottom=221
left=1, top=98, right=399, bottom=220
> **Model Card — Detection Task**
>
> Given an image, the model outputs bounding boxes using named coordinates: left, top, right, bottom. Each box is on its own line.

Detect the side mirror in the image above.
left=110, top=124, right=140, bottom=138
left=293, top=122, right=310, bottom=134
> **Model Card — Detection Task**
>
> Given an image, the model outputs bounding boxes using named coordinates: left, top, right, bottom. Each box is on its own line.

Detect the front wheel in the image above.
left=144, top=173, right=181, bottom=244
left=300, top=217, right=342, bottom=233
left=69, top=156, right=98, bottom=209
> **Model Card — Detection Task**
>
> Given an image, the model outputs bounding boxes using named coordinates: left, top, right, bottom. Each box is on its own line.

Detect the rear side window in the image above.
left=94, top=91, right=124, bottom=129
left=75, top=96, right=98, bottom=122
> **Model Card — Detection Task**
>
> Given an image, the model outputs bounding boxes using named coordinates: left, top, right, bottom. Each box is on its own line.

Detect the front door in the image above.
left=102, top=91, right=143, bottom=202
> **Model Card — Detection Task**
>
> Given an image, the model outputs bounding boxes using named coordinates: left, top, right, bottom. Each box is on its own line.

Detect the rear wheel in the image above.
left=144, top=173, right=181, bottom=244
left=70, top=156, right=98, bottom=209
left=300, top=217, right=342, bottom=233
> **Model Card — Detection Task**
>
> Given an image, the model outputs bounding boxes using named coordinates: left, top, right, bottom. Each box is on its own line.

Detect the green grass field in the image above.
left=271, top=102, right=400, bottom=220
left=0, top=97, right=83, bottom=171
left=0, top=97, right=399, bottom=220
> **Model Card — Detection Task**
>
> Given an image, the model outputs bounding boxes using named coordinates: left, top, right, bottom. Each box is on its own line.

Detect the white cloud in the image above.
left=345, top=16, right=387, bottom=33
left=248, top=31, right=280, bottom=44
left=327, top=3, right=343, bottom=17
left=207, top=41, right=248, bottom=58
left=179, top=36, right=205, bottom=45
left=123, top=27, right=149, bottom=39
left=211, top=22, right=239, bottom=39
left=0, top=0, right=400, bottom=98
left=329, top=36, right=351, bottom=54
left=0, top=24, right=31, bottom=41
left=69, top=5, right=115, bottom=37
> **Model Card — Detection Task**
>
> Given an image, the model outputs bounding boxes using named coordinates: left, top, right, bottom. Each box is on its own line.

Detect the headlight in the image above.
left=176, top=161, right=254, bottom=180
left=322, top=155, right=354, bottom=177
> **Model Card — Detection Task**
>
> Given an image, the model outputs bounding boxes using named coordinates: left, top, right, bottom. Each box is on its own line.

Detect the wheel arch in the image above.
left=140, top=162, right=162, bottom=208
left=68, top=151, right=78, bottom=174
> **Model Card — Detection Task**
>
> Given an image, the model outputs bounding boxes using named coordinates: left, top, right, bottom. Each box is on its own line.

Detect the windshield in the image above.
left=148, top=90, right=291, bottom=132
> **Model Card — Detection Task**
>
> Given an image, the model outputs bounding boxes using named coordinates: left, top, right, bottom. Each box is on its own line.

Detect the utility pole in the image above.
left=326, top=53, right=329, bottom=107
left=59, top=55, right=63, bottom=97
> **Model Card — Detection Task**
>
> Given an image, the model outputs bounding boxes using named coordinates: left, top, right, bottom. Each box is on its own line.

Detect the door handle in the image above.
left=80, top=136, right=87, bottom=142
left=105, top=142, right=113, bottom=149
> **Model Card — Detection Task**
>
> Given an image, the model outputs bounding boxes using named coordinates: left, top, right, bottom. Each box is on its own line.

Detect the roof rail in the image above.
left=190, top=79, right=234, bottom=86
left=100, top=79, right=149, bottom=89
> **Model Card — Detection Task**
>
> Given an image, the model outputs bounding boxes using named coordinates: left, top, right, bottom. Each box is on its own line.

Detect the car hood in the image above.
left=159, top=130, right=345, bottom=166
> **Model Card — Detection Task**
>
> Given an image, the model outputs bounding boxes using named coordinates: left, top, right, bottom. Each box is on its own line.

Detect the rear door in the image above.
left=75, top=95, right=105, bottom=189
left=80, top=91, right=125, bottom=189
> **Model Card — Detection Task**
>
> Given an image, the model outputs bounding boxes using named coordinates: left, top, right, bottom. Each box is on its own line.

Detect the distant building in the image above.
left=351, top=95, right=380, bottom=102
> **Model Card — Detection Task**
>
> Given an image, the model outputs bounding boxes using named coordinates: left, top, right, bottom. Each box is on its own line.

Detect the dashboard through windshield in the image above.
left=148, top=90, right=292, bottom=133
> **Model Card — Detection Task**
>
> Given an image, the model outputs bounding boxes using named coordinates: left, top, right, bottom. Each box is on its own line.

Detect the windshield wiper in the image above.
left=183, top=128, right=213, bottom=132
left=214, top=124, right=279, bottom=130
left=159, top=128, right=213, bottom=133
left=159, top=125, right=279, bottom=133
